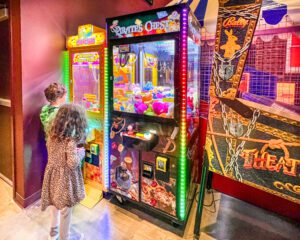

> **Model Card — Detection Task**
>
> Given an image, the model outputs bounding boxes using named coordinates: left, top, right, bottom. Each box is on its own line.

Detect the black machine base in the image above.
left=108, top=189, right=196, bottom=236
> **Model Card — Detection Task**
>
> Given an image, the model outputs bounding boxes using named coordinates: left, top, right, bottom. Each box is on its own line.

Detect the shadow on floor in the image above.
left=202, top=194, right=300, bottom=240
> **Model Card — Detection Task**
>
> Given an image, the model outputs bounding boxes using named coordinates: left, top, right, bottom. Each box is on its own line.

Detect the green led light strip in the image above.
left=62, top=51, right=70, bottom=102
left=103, top=47, right=110, bottom=190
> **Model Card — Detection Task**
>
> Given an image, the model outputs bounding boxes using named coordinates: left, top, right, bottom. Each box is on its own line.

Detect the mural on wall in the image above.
left=205, top=0, right=300, bottom=204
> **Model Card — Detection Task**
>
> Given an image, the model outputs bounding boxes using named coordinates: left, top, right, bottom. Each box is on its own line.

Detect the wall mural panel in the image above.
left=206, top=0, right=300, bottom=204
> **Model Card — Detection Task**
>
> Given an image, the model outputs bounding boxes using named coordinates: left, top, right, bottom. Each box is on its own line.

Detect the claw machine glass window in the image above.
left=113, top=40, right=175, bottom=119
left=72, top=51, right=100, bottom=113
left=187, top=37, right=201, bottom=136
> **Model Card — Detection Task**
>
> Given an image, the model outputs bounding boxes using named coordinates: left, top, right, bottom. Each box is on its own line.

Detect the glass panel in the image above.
left=187, top=37, right=201, bottom=135
left=72, top=51, right=100, bottom=112
left=113, top=40, right=175, bottom=119
left=239, top=31, right=300, bottom=113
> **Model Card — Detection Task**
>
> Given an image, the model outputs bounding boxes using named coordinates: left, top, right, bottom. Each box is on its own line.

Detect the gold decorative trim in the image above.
left=250, top=107, right=300, bottom=127
left=205, top=136, right=216, bottom=172
left=219, top=0, right=230, bottom=5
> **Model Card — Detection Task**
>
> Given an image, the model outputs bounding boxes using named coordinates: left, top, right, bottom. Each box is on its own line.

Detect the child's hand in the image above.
left=77, top=143, right=84, bottom=148
left=76, top=147, right=86, bottom=159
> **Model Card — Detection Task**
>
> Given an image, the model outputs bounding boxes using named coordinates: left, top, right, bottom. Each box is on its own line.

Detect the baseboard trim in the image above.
left=14, top=189, right=41, bottom=208
left=0, top=173, right=13, bottom=186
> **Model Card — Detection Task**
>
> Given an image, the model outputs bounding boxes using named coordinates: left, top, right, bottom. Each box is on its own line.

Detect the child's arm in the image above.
left=40, top=106, right=48, bottom=130
left=66, top=140, right=85, bottom=169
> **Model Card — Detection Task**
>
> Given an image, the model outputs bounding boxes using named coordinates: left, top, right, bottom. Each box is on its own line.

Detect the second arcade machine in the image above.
left=105, top=4, right=202, bottom=225
left=66, top=24, right=106, bottom=206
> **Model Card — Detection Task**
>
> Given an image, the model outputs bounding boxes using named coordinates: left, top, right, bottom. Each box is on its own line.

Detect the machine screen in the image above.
left=142, top=162, right=154, bottom=179
left=72, top=51, right=100, bottom=112
left=113, top=40, right=175, bottom=118
left=143, top=163, right=152, bottom=172
left=156, top=156, right=168, bottom=172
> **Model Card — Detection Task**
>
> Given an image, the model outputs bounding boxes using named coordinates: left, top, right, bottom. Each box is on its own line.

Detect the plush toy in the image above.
left=134, top=94, right=142, bottom=101
left=152, top=101, right=169, bottom=116
left=126, top=104, right=134, bottom=113
left=114, top=102, right=121, bottom=111
left=153, top=92, right=164, bottom=99
left=144, top=105, right=155, bottom=116
left=114, top=88, right=125, bottom=99
left=132, top=85, right=141, bottom=95
left=134, top=101, right=148, bottom=114
left=157, top=86, right=164, bottom=92
left=143, top=81, right=154, bottom=91
left=120, top=104, right=125, bottom=111
left=142, top=93, right=153, bottom=103
left=125, top=90, right=133, bottom=97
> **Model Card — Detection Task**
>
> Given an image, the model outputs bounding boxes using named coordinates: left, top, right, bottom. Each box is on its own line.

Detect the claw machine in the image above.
left=105, top=4, right=202, bottom=225
left=65, top=24, right=106, bottom=207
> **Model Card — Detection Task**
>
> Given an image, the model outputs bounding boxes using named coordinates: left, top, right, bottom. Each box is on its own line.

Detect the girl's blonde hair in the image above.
left=49, top=104, right=87, bottom=142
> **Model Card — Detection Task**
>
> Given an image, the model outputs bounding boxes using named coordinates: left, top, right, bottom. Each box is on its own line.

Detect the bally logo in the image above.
left=223, top=17, right=249, bottom=29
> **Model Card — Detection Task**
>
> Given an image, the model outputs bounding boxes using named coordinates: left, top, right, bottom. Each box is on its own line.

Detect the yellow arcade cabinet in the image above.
left=66, top=24, right=106, bottom=207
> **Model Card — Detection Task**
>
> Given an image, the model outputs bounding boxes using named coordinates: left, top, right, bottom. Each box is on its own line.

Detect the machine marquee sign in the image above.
left=108, top=9, right=180, bottom=39
left=67, top=24, right=105, bottom=48
left=110, top=19, right=176, bottom=37
left=72, top=52, right=99, bottom=65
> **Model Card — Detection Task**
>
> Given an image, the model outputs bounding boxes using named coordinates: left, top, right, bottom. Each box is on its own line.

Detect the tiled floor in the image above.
left=0, top=179, right=299, bottom=240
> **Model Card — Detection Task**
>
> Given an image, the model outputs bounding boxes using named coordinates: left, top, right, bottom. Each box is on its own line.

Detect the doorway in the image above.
left=0, top=1, right=13, bottom=185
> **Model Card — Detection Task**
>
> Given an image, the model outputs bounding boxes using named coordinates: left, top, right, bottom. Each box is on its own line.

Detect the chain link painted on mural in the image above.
left=212, top=56, right=261, bottom=181
left=210, top=112, right=300, bottom=143
left=219, top=4, right=261, bottom=20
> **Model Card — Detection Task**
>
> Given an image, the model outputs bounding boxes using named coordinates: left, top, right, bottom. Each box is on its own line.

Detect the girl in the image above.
left=41, top=104, right=87, bottom=240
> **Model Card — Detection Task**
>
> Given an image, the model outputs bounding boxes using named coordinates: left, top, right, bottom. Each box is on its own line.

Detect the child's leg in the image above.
left=59, top=207, right=73, bottom=240
left=49, top=206, right=60, bottom=238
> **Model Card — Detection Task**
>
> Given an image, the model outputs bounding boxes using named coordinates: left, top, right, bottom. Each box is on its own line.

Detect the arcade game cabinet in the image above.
left=66, top=24, right=106, bottom=207
left=105, top=4, right=202, bottom=225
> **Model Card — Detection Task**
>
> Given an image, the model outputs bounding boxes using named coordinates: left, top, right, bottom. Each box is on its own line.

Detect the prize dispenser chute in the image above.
left=65, top=24, right=106, bottom=208
left=105, top=4, right=202, bottom=226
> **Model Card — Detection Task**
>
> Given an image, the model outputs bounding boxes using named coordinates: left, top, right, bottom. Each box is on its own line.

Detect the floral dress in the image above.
left=41, top=139, right=85, bottom=211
